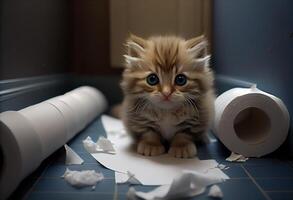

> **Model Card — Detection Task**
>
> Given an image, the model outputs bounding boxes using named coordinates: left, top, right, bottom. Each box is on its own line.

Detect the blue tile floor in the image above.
left=9, top=116, right=293, bottom=200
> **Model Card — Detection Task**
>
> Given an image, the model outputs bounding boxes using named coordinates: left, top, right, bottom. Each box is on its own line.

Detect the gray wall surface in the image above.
left=213, top=0, right=293, bottom=155
left=0, top=0, right=70, bottom=79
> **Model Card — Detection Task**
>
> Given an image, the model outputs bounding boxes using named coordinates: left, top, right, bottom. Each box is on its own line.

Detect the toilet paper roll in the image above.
left=213, top=86, right=290, bottom=157
left=0, top=111, right=43, bottom=199
left=0, top=86, right=107, bottom=199
left=45, top=98, right=79, bottom=140
left=20, top=102, right=67, bottom=158
left=56, top=94, right=88, bottom=131
left=67, top=86, right=108, bottom=123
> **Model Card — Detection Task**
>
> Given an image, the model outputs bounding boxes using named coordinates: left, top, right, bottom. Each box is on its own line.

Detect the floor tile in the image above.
left=43, top=163, right=114, bottom=179
left=224, top=165, right=248, bottom=178
left=267, top=191, right=293, bottom=200
left=256, top=178, right=293, bottom=191
left=27, top=192, right=113, bottom=200
left=33, top=178, right=115, bottom=193
left=242, top=158, right=287, bottom=166
left=192, top=179, right=267, bottom=200
left=244, top=163, right=293, bottom=178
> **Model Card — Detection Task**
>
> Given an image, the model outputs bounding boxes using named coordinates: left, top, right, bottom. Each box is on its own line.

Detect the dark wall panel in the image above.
left=0, top=0, right=70, bottom=79
left=72, top=0, right=113, bottom=75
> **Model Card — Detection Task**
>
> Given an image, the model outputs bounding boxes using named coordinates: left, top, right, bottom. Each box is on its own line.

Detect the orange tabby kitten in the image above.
left=120, top=34, right=214, bottom=158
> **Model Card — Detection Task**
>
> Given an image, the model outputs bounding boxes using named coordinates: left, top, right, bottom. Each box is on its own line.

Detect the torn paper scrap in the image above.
left=64, top=144, right=84, bottom=165
left=62, top=168, right=104, bottom=189
left=82, top=136, right=97, bottom=153
left=226, top=152, right=248, bottom=162
left=217, top=164, right=226, bottom=170
left=115, top=171, right=141, bottom=184
left=96, top=136, right=115, bottom=152
left=83, top=136, right=115, bottom=154
left=127, top=171, right=225, bottom=200
left=208, top=185, right=223, bottom=198
left=217, top=164, right=229, bottom=170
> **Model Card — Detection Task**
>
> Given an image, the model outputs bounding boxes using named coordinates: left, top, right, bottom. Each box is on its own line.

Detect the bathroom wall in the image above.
left=0, top=0, right=70, bottom=79
left=213, top=0, right=293, bottom=155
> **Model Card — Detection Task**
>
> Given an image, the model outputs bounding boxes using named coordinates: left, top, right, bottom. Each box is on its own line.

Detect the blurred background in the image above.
left=0, top=0, right=293, bottom=154
left=0, top=0, right=211, bottom=78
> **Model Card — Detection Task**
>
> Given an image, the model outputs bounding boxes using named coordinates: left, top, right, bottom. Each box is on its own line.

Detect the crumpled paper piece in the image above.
left=208, top=185, right=223, bottom=198
left=127, top=171, right=225, bottom=200
left=226, top=152, right=248, bottom=162
left=83, top=136, right=115, bottom=154
left=62, top=168, right=104, bottom=189
left=64, top=144, right=84, bottom=165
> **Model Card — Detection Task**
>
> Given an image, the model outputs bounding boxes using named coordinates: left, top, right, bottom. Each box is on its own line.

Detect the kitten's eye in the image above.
left=175, top=74, right=187, bottom=86
left=146, top=73, right=159, bottom=86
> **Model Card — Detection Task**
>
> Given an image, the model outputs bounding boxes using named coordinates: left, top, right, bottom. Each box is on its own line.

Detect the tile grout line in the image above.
left=113, top=181, right=118, bottom=200
left=23, top=159, right=55, bottom=200
left=240, top=164, right=272, bottom=200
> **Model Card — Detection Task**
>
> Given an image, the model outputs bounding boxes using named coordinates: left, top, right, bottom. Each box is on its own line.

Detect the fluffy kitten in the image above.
left=120, top=34, right=214, bottom=158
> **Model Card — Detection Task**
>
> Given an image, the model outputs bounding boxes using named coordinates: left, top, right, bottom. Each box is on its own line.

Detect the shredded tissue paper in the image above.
left=208, top=185, right=223, bottom=198
left=62, top=168, right=104, bottom=189
left=127, top=171, right=224, bottom=200
left=83, top=136, right=116, bottom=154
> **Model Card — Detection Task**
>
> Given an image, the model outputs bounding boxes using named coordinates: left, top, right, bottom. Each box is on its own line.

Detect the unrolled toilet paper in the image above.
left=213, top=86, right=290, bottom=157
left=0, top=86, right=107, bottom=199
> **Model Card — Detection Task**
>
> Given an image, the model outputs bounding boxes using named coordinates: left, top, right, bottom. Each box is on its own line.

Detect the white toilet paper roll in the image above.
left=56, top=95, right=86, bottom=131
left=0, top=111, right=43, bottom=199
left=74, top=86, right=108, bottom=116
left=0, top=86, right=108, bottom=199
left=45, top=98, right=79, bottom=140
left=19, top=102, right=67, bottom=158
left=213, top=86, right=290, bottom=157
left=66, top=92, right=94, bottom=124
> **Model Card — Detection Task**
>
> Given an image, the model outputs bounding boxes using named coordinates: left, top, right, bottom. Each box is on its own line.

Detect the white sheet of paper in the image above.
left=64, top=144, right=84, bottom=165
left=90, top=115, right=229, bottom=185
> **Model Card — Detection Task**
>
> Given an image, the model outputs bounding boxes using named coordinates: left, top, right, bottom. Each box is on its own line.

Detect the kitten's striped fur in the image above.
left=120, top=34, right=215, bottom=158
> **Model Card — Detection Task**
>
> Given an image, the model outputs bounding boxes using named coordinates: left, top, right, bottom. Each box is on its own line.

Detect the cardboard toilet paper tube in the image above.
left=213, top=86, right=290, bottom=157
left=0, top=86, right=107, bottom=199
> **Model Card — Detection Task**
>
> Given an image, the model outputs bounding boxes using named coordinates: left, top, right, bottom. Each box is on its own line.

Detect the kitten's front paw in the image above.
left=137, top=140, right=165, bottom=156
left=168, top=142, right=197, bottom=158
left=168, top=133, right=197, bottom=158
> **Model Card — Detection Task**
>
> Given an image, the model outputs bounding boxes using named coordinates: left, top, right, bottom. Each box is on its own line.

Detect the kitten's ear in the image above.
left=124, top=34, right=147, bottom=67
left=186, top=35, right=210, bottom=70
left=186, top=35, right=208, bottom=58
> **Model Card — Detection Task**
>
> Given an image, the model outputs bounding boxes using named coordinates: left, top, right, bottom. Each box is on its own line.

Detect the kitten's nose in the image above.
left=162, top=87, right=172, bottom=100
